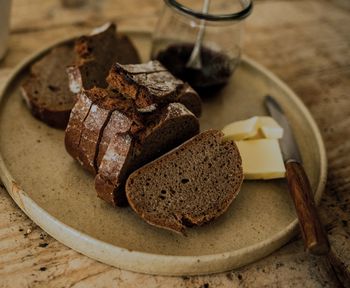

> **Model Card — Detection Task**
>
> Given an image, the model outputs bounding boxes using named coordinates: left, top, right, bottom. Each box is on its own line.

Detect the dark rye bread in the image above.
left=107, top=61, right=184, bottom=109
left=65, top=64, right=201, bottom=178
left=65, top=87, right=107, bottom=163
left=107, top=60, right=202, bottom=117
left=125, top=130, right=243, bottom=234
left=135, top=103, right=199, bottom=165
left=176, top=83, right=202, bottom=118
left=21, top=44, right=76, bottom=129
left=94, top=110, right=133, bottom=171
left=64, top=60, right=201, bottom=205
left=133, top=83, right=202, bottom=118
left=95, top=103, right=200, bottom=206
left=65, top=87, right=141, bottom=174
left=22, top=22, right=140, bottom=130
left=94, top=133, right=134, bottom=206
left=64, top=91, right=94, bottom=161
left=67, top=22, right=140, bottom=94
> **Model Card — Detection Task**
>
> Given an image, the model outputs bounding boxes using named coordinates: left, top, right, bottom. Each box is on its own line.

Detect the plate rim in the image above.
left=0, top=30, right=327, bottom=276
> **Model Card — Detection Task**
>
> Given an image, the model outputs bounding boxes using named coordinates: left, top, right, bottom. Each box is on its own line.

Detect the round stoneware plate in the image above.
left=0, top=31, right=327, bottom=276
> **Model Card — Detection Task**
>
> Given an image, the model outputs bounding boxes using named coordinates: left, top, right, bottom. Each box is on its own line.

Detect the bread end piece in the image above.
left=107, top=61, right=184, bottom=109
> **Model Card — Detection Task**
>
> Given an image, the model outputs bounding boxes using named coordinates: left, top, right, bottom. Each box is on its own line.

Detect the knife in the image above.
left=265, top=95, right=330, bottom=255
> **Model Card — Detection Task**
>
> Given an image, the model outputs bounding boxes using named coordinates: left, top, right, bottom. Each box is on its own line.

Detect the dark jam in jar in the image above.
left=155, top=43, right=236, bottom=95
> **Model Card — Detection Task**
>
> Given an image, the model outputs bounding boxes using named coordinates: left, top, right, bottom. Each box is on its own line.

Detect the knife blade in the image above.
left=265, top=95, right=330, bottom=255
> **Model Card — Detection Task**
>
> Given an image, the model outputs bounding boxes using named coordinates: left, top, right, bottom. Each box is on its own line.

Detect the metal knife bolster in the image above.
left=264, top=95, right=302, bottom=163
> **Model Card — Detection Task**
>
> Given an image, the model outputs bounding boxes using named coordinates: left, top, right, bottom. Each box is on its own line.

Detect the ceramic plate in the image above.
left=0, top=31, right=327, bottom=276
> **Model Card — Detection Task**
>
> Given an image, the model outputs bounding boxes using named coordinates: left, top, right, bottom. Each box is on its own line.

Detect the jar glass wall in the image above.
left=151, top=0, right=253, bottom=95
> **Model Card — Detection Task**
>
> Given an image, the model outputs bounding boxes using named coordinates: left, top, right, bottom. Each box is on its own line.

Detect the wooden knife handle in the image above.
left=285, top=161, right=330, bottom=255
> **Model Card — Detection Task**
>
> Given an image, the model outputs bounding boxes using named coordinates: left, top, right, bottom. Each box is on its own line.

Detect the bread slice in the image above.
left=21, top=44, right=76, bottom=129
left=64, top=90, right=95, bottom=161
left=134, top=103, right=200, bottom=166
left=125, top=130, right=243, bottom=233
left=77, top=102, right=110, bottom=174
left=64, top=87, right=111, bottom=164
left=67, top=22, right=140, bottom=94
left=65, top=87, right=140, bottom=174
left=95, top=103, right=200, bottom=206
left=94, top=133, right=134, bottom=206
left=107, top=60, right=184, bottom=108
left=95, top=111, right=133, bottom=170
left=176, top=83, right=202, bottom=117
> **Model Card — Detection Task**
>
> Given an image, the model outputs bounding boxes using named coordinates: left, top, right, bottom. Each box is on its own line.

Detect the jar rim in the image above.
left=164, top=0, right=253, bottom=21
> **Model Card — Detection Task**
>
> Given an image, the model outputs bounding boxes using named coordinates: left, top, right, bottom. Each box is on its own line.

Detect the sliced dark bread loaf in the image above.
left=67, top=22, right=140, bottom=94
left=21, top=44, right=76, bottom=129
left=65, top=82, right=200, bottom=177
left=125, top=130, right=243, bottom=233
left=64, top=60, right=201, bottom=205
left=107, top=61, right=184, bottom=108
left=95, top=103, right=200, bottom=206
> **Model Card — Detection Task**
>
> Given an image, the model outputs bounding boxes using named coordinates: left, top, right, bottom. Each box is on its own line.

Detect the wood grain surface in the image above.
left=0, top=0, right=349, bottom=287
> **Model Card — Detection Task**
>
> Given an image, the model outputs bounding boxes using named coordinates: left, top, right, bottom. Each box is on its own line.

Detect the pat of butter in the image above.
left=222, top=116, right=283, bottom=141
left=222, top=116, right=258, bottom=141
left=257, top=116, right=284, bottom=139
left=236, top=139, right=286, bottom=179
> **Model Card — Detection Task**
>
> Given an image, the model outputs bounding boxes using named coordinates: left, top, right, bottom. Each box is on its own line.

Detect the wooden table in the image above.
left=0, top=0, right=349, bottom=287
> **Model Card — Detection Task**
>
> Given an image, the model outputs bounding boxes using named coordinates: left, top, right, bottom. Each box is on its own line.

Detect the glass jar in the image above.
left=151, top=0, right=253, bottom=95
